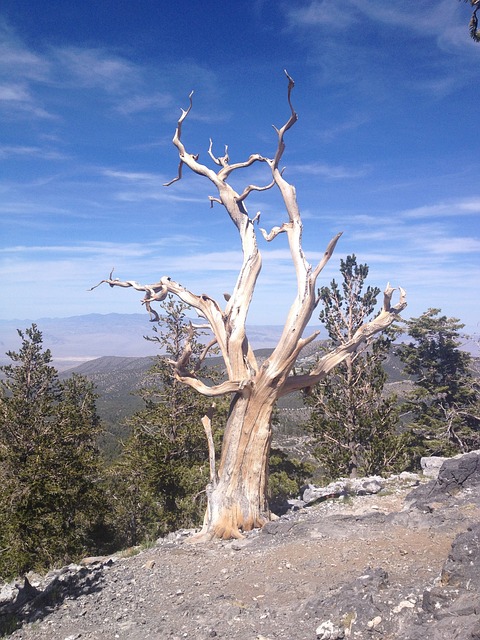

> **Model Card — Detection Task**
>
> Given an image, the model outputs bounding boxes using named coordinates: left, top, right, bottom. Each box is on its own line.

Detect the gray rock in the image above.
left=305, top=566, right=391, bottom=634
left=406, top=450, right=480, bottom=512
left=441, top=521, right=480, bottom=590
left=420, top=456, right=448, bottom=479
left=0, top=558, right=113, bottom=635
left=302, top=476, right=385, bottom=505
left=315, top=619, right=345, bottom=639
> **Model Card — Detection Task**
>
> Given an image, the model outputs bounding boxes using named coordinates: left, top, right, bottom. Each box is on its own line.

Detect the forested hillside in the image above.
left=61, top=344, right=412, bottom=459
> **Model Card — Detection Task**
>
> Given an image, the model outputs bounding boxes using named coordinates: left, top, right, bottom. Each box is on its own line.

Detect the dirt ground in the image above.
left=5, top=474, right=480, bottom=640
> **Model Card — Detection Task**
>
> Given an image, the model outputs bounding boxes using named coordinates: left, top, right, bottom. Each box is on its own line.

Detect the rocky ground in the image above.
left=1, top=452, right=480, bottom=640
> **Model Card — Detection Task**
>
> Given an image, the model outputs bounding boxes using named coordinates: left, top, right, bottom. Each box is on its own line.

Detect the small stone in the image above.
left=316, top=620, right=345, bottom=639
left=392, top=600, right=415, bottom=614
left=143, top=559, right=156, bottom=569
left=367, top=616, right=382, bottom=629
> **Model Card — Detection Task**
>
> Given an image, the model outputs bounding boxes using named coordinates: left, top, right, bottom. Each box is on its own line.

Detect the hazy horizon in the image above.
left=1, top=2, right=479, bottom=334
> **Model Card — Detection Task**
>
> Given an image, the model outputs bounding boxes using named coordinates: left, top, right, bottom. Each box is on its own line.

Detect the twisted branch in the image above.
left=280, top=284, right=407, bottom=397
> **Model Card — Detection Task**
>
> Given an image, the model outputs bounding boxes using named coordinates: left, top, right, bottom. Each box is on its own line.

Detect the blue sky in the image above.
left=1, top=0, right=479, bottom=335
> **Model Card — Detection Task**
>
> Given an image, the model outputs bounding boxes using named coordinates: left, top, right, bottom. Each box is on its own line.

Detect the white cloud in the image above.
left=422, top=236, right=480, bottom=255
left=0, top=83, right=30, bottom=101
left=55, top=47, right=141, bottom=92
left=286, top=1, right=357, bottom=28
left=0, top=82, right=54, bottom=119
left=115, top=92, right=174, bottom=115
left=102, top=169, right=163, bottom=182
left=291, top=161, right=370, bottom=180
left=0, top=21, right=50, bottom=81
left=0, top=145, right=66, bottom=160
left=401, top=199, right=480, bottom=219
left=318, top=114, right=371, bottom=142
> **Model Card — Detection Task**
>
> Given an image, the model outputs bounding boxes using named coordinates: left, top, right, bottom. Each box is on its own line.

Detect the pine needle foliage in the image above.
left=397, top=308, right=480, bottom=456
left=106, top=297, right=228, bottom=547
left=306, top=255, right=412, bottom=480
left=0, top=325, right=106, bottom=579
left=460, top=0, right=480, bottom=42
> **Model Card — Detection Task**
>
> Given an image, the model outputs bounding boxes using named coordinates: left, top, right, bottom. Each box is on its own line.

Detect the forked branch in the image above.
left=280, top=284, right=407, bottom=396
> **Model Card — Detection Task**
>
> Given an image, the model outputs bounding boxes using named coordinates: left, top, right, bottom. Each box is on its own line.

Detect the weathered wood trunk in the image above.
left=200, top=393, right=275, bottom=539
left=199, top=379, right=278, bottom=539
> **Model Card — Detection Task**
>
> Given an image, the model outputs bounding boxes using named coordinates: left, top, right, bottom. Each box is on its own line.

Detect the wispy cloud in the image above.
left=54, top=47, right=141, bottom=92
left=115, top=92, right=174, bottom=115
left=0, top=144, right=66, bottom=160
left=0, top=20, right=50, bottom=81
left=0, top=82, right=54, bottom=119
left=401, top=198, right=480, bottom=219
left=421, top=236, right=480, bottom=255
left=283, top=0, right=474, bottom=100
left=318, top=114, right=371, bottom=142
left=101, top=169, right=164, bottom=183
left=286, top=1, right=359, bottom=28
left=291, top=161, right=370, bottom=180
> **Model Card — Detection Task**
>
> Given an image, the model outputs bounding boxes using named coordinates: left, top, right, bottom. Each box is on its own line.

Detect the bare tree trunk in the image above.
left=199, top=385, right=276, bottom=540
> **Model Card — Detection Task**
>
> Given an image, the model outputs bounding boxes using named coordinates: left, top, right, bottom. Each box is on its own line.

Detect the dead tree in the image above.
left=92, top=73, right=406, bottom=540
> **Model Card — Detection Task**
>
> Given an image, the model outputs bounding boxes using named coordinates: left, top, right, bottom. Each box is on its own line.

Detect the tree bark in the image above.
left=198, top=384, right=276, bottom=540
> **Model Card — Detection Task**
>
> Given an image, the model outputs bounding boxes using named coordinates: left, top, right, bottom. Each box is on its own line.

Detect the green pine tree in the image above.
left=0, top=325, right=107, bottom=578
left=397, top=308, right=479, bottom=456
left=107, top=297, right=227, bottom=547
left=306, top=255, right=411, bottom=480
left=459, top=0, right=480, bottom=42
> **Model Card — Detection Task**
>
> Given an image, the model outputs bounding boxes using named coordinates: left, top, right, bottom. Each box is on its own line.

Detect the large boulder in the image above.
left=406, top=450, right=480, bottom=512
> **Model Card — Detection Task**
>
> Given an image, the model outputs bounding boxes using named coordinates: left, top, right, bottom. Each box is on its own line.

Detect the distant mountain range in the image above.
left=0, top=313, right=307, bottom=371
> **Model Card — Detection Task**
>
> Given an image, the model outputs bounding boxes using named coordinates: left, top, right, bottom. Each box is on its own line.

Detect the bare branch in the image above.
left=217, top=153, right=267, bottom=182
left=312, top=232, right=343, bottom=280
left=163, top=160, right=184, bottom=187
left=280, top=284, right=407, bottom=396
left=235, top=178, right=275, bottom=204
left=172, top=323, right=216, bottom=373
left=90, top=273, right=232, bottom=352
left=174, top=374, right=247, bottom=397
left=270, top=71, right=298, bottom=170
left=202, top=404, right=217, bottom=487
left=209, top=196, right=222, bottom=207
left=208, top=139, right=229, bottom=167
left=259, top=222, right=291, bottom=242
left=198, top=338, right=218, bottom=368
left=163, top=91, right=195, bottom=186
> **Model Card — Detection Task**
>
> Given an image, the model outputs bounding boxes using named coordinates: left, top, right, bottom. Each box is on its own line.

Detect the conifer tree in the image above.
left=459, top=0, right=480, bottom=41
left=306, top=256, right=410, bottom=479
left=0, top=325, right=106, bottom=578
left=107, top=298, right=227, bottom=547
left=398, top=309, right=479, bottom=455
